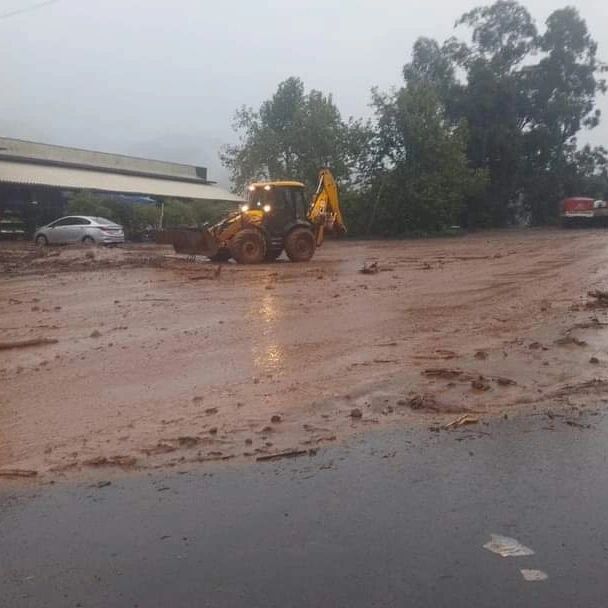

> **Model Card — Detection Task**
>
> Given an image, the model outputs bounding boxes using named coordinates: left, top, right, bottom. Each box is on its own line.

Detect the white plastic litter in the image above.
left=520, top=569, right=548, bottom=582
left=483, top=534, right=535, bottom=557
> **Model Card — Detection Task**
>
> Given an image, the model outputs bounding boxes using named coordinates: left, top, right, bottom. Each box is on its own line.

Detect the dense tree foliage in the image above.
left=363, top=85, right=487, bottom=234
left=223, top=2, right=607, bottom=234
left=221, top=77, right=365, bottom=191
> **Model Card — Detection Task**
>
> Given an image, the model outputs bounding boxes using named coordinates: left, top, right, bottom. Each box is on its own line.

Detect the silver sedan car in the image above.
left=34, top=216, right=125, bottom=246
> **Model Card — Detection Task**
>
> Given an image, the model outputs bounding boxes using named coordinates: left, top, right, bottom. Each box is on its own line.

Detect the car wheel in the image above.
left=82, top=236, right=96, bottom=246
left=35, top=235, right=48, bottom=247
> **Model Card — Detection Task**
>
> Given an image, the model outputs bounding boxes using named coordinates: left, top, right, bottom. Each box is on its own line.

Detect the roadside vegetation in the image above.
left=67, top=191, right=232, bottom=239
left=68, top=1, right=607, bottom=239
left=222, top=0, right=608, bottom=235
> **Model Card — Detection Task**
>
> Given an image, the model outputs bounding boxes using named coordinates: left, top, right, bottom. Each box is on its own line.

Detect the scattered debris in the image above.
left=555, top=335, right=587, bottom=347
left=256, top=449, right=310, bottom=462
left=271, top=414, right=282, bottom=423
left=350, top=408, right=363, bottom=419
left=474, top=350, right=488, bottom=360
left=520, top=569, right=548, bottom=582
left=90, top=330, right=102, bottom=339
left=423, top=368, right=473, bottom=380
left=495, top=376, right=517, bottom=386
left=177, top=436, right=199, bottom=448
left=0, top=338, right=58, bottom=351
left=528, top=341, right=543, bottom=350
left=590, top=356, right=600, bottom=364
left=407, top=394, right=466, bottom=413
left=92, top=480, right=112, bottom=488
left=483, top=534, right=534, bottom=557
left=445, top=414, right=479, bottom=429
left=550, top=378, right=608, bottom=399
left=471, top=378, right=491, bottom=391
left=83, top=455, right=137, bottom=467
left=587, top=290, right=608, bottom=308
left=564, top=419, right=592, bottom=429
left=359, top=262, right=379, bottom=275
left=0, top=469, right=38, bottom=478
left=141, top=442, right=177, bottom=455
left=571, top=318, right=608, bottom=330
left=412, top=349, right=458, bottom=361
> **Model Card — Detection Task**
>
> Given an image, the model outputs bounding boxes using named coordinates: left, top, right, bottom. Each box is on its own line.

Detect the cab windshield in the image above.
left=247, top=186, right=306, bottom=217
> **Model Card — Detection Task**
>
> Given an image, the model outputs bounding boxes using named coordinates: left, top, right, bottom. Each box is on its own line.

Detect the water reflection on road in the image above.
left=250, top=289, right=286, bottom=375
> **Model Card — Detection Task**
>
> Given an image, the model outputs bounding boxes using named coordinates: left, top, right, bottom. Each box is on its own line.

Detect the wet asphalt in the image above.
left=2, top=409, right=608, bottom=608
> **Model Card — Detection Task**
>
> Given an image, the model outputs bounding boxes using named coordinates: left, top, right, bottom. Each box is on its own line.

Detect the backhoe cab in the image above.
left=158, top=169, right=346, bottom=264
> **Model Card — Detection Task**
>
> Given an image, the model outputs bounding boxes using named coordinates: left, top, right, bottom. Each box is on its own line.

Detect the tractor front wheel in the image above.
left=285, top=228, right=316, bottom=262
left=230, top=229, right=266, bottom=264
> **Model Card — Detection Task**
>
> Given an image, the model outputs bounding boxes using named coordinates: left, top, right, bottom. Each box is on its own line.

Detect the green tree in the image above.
left=220, top=3, right=605, bottom=234
left=365, top=85, right=487, bottom=234
left=449, top=1, right=538, bottom=225
left=443, top=1, right=605, bottom=225
left=402, top=37, right=457, bottom=102
left=455, top=0, right=537, bottom=73
left=520, top=7, right=607, bottom=222
left=221, top=77, right=364, bottom=191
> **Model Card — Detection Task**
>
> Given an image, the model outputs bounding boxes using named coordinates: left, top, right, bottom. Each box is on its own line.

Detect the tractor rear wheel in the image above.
left=285, top=228, right=316, bottom=262
left=230, top=229, right=266, bottom=264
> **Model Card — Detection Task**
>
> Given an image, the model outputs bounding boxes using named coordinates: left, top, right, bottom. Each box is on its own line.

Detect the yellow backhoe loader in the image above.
left=157, top=169, right=346, bottom=263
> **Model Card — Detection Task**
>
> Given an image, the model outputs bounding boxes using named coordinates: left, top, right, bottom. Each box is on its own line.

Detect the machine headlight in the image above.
left=264, top=185, right=271, bottom=191
left=263, top=204, right=271, bottom=213
left=240, top=204, right=249, bottom=212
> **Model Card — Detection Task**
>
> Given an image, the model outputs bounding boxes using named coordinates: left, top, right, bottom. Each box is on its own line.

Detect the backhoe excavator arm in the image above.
left=308, top=169, right=347, bottom=246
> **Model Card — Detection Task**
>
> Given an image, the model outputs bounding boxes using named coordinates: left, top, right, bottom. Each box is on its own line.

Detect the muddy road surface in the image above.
left=2, top=229, right=608, bottom=479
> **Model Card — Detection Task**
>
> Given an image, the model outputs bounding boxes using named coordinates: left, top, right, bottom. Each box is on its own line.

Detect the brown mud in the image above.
left=2, top=229, right=608, bottom=481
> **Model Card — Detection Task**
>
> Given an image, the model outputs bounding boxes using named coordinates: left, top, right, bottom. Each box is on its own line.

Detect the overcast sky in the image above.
left=1, top=0, right=606, bottom=185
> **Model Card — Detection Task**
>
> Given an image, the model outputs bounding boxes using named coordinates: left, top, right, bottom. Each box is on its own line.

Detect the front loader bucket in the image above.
left=156, top=228, right=219, bottom=258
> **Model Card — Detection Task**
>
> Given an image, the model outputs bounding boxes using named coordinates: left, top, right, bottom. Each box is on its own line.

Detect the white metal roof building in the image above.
left=0, top=137, right=242, bottom=203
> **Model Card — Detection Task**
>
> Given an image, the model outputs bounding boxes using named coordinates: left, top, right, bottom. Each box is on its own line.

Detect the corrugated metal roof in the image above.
left=0, top=160, right=243, bottom=203
left=0, top=136, right=208, bottom=181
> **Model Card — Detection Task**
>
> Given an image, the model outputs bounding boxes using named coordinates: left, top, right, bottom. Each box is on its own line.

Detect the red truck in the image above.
left=561, top=197, right=608, bottom=227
